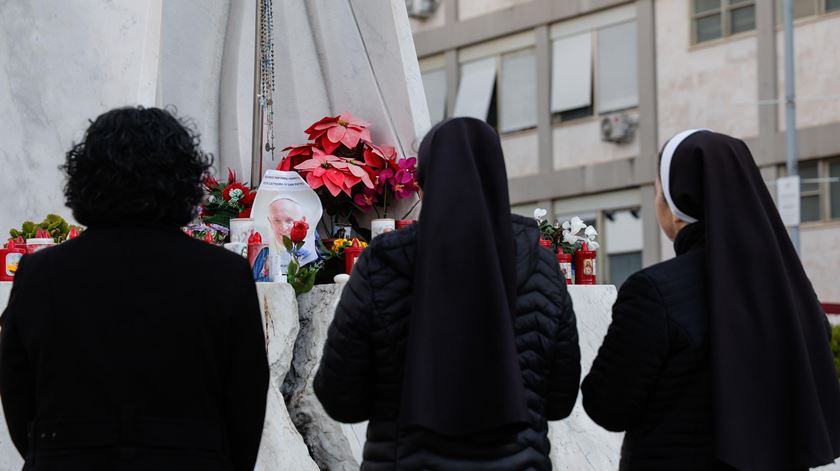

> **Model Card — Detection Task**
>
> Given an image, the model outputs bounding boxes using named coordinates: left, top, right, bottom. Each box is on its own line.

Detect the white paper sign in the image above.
left=252, top=171, right=323, bottom=281
left=776, top=176, right=801, bottom=227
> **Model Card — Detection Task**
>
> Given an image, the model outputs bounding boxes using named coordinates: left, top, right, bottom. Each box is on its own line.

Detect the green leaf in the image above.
left=22, top=221, right=36, bottom=235
left=283, top=236, right=294, bottom=253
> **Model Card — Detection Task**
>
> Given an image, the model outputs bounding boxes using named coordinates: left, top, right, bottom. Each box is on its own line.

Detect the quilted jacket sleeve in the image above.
left=581, top=271, right=670, bottom=432
left=545, top=254, right=582, bottom=421
left=314, top=252, right=375, bottom=423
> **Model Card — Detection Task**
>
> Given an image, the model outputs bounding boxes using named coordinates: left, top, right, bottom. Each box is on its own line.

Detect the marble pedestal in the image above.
left=253, top=283, right=318, bottom=470
left=551, top=286, right=623, bottom=470
left=284, top=284, right=367, bottom=471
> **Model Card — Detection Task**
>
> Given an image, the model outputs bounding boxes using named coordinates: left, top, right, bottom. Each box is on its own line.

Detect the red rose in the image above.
left=290, top=220, right=309, bottom=243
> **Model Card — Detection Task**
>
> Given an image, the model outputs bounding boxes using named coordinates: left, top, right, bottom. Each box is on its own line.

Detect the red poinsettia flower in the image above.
left=295, top=149, right=373, bottom=197
left=305, top=112, right=372, bottom=154
left=363, top=143, right=397, bottom=169
left=227, top=168, right=238, bottom=184
left=223, top=183, right=249, bottom=203
left=238, top=208, right=252, bottom=218
left=278, top=144, right=314, bottom=171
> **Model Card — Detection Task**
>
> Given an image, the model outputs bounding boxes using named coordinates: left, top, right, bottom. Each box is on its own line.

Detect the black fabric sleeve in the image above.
left=0, top=256, right=37, bottom=458
left=581, top=271, right=670, bottom=432
left=224, top=260, right=269, bottom=471
left=313, top=252, right=375, bottom=423
left=545, top=254, right=582, bottom=421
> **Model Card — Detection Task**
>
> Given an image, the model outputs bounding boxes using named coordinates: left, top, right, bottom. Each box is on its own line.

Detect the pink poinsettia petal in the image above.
left=306, top=173, right=325, bottom=190
left=344, top=175, right=361, bottom=189
left=312, top=167, right=327, bottom=177
left=295, top=159, right=323, bottom=170
left=306, top=115, right=338, bottom=133
left=331, top=160, right=350, bottom=169
left=347, top=164, right=374, bottom=188
left=324, top=169, right=346, bottom=188
left=341, top=130, right=362, bottom=149
left=327, top=126, right=346, bottom=144
left=322, top=176, right=342, bottom=197
left=357, top=128, right=372, bottom=143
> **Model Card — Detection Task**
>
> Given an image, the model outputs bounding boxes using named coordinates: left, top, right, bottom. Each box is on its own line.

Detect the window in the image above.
left=776, top=0, right=819, bottom=20
left=604, top=208, right=643, bottom=286
left=421, top=69, right=447, bottom=125
left=597, top=21, right=639, bottom=113
left=828, top=0, right=840, bottom=11
left=551, top=33, right=593, bottom=115
left=452, top=57, right=497, bottom=120
left=831, top=160, right=840, bottom=219
left=499, top=48, right=537, bottom=133
left=800, top=161, right=821, bottom=222
left=778, top=159, right=840, bottom=223
left=692, top=0, right=756, bottom=44
left=608, top=252, right=642, bottom=288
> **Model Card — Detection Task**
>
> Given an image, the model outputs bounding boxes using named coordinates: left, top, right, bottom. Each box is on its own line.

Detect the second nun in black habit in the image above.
left=313, top=117, right=581, bottom=470
left=581, top=129, right=840, bottom=471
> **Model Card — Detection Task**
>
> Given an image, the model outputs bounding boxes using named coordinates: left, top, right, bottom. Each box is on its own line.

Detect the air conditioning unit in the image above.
left=600, top=113, right=637, bottom=144
left=405, top=0, right=440, bottom=19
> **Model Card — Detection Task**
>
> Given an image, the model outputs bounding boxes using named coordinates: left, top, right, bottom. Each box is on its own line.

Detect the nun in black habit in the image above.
left=313, top=117, right=581, bottom=470
left=582, top=129, right=840, bottom=471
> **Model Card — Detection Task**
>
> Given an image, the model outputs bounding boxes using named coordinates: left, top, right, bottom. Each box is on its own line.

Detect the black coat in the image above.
left=0, top=225, right=269, bottom=471
left=581, top=225, right=742, bottom=470
left=314, top=215, right=581, bottom=470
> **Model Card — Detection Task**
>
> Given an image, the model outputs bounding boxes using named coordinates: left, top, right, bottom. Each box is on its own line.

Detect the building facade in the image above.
left=409, top=0, right=840, bottom=302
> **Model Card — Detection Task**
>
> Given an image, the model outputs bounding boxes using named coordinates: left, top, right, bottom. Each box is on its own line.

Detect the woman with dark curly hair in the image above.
left=0, top=107, right=269, bottom=471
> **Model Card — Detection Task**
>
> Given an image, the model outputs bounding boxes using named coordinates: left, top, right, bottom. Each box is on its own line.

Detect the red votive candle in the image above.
left=539, top=239, right=554, bottom=251
left=0, top=241, right=26, bottom=282
left=344, top=246, right=364, bottom=274
left=557, top=252, right=573, bottom=285
left=395, top=220, right=415, bottom=230
left=574, top=243, right=597, bottom=285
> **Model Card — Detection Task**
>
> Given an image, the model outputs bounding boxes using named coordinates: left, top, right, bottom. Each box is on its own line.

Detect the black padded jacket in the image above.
left=314, top=214, right=581, bottom=470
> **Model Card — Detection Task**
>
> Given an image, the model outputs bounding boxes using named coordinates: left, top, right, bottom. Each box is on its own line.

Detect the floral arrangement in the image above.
left=278, top=112, right=420, bottom=233
left=8, top=214, right=83, bottom=245
left=534, top=209, right=599, bottom=254
left=282, top=220, right=320, bottom=295
left=183, top=222, right=229, bottom=245
left=329, top=238, right=369, bottom=257
left=200, top=169, right=257, bottom=229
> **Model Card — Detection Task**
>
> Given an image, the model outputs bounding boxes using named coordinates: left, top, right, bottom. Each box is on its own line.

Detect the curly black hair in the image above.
left=62, top=107, right=213, bottom=227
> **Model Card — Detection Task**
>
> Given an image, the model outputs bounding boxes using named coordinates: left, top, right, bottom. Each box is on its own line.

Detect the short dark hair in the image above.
left=62, top=107, right=213, bottom=227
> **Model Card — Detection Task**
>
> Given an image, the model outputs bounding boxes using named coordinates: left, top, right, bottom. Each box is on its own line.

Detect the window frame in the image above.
left=691, top=0, right=757, bottom=45
left=828, top=158, right=840, bottom=220
left=778, top=159, right=840, bottom=224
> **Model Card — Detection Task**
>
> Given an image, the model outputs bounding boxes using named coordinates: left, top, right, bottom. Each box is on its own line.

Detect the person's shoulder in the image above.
left=510, top=213, right=538, bottom=234
left=636, top=248, right=705, bottom=292
left=367, top=224, right=417, bottom=254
